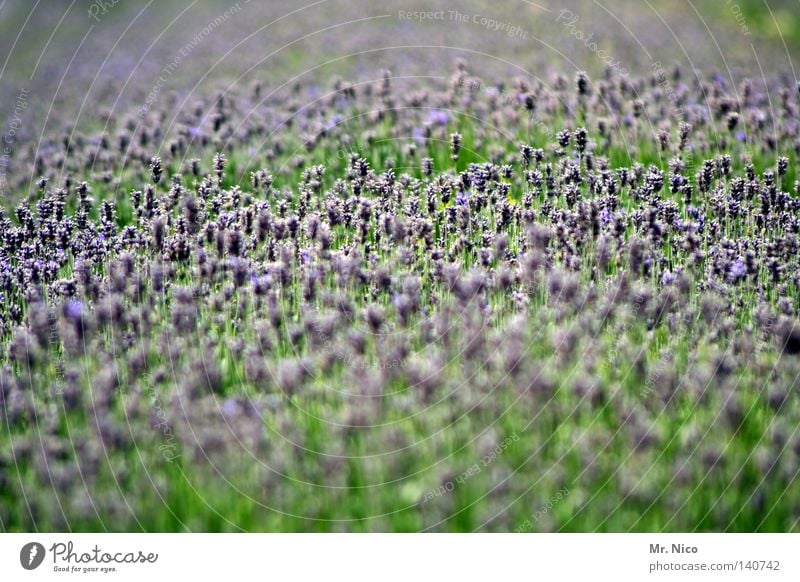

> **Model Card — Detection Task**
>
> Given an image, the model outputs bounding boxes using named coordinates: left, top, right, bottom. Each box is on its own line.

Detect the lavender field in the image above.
left=0, top=0, right=799, bottom=532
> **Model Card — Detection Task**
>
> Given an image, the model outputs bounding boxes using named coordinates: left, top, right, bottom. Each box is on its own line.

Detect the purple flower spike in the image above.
left=426, top=109, right=449, bottom=126
left=65, top=300, right=83, bottom=319
left=730, top=258, right=747, bottom=281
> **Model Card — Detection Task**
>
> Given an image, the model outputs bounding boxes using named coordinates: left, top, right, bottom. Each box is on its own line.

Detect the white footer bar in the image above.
left=1, top=534, right=797, bottom=580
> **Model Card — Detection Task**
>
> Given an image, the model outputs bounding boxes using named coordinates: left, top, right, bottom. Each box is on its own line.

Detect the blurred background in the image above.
left=0, top=0, right=797, bottom=176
